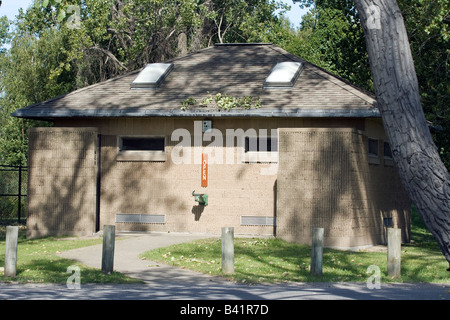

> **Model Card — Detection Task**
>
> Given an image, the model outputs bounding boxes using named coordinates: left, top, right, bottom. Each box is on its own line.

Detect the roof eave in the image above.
left=11, top=108, right=381, bottom=119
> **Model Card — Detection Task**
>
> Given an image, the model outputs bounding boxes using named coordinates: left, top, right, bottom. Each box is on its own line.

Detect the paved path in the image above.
left=1, top=280, right=449, bottom=301
left=0, top=233, right=449, bottom=301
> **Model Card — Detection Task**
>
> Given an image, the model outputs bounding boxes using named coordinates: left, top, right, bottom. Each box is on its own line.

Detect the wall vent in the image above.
left=116, top=214, right=165, bottom=224
left=241, top=216, right=276, bottom=226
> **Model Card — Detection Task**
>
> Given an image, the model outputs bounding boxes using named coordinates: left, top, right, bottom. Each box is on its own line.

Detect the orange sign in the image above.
left=201, top=153, right=208, bottom=187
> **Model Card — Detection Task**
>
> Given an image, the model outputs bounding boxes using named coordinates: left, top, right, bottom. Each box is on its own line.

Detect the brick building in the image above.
left=13, top=43, right=410, bottom=248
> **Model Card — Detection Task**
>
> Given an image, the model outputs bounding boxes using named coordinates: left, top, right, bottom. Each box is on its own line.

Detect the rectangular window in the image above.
left=117, top=136, right=166, bottom=161
left=383, top=142, right=392, bottom=158
left=368, top=138, right=378, bottom=156
left=244, top=136, right=278, bottom=163
left=383, top=142, right=394, bottom=166
left=120, top=137, right=165, bottom=151
left=264, top=61, right=303, bottom=89
left=130, top=63, right=174, bottom=89
left=368, top=138, right=380, bottom=164
left=245, top=137, right=278, bottom=152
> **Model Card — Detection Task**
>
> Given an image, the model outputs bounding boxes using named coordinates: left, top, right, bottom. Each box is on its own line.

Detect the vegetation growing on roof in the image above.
left=180, top=93, right=261, bottom=111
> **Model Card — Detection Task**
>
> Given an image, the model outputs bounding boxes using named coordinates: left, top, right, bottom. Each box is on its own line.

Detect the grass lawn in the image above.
left=0, top=209, right=448, bottom=285
left=140, top=210, right=450, bottom=284
left=0, top=226, right=141, bottom=284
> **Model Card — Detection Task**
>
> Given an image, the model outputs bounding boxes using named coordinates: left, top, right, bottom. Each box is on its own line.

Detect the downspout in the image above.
left=95, top=134, right=102, bottom=232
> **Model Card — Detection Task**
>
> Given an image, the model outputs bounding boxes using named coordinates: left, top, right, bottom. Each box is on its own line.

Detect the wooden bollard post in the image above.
left=5, top=226, right=19, bottom=278
left=101, top=225, right=115, bottom=274
left=387, top=228, right=401, bottom=278
left=221, top=227, right=234, bottom=274
left=310, top=228, right=324, bottom=276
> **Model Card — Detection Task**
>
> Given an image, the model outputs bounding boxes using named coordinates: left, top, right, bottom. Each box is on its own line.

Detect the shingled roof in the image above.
left=12, top=43, right=379, bottom=119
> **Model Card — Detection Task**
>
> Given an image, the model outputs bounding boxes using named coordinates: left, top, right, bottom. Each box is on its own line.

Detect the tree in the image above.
left=293, top=0, right=449, bottom=169
left=292, top=0, right=450, bottom=268
left=294, top=5, right=372, bottom=90
left=1, top=0, right=292, bottom=165
left=0, top=29, right=70, bottom=166
left=396, top=0, right=450, bottom=169
left=353, top=0, right=450, bottom=269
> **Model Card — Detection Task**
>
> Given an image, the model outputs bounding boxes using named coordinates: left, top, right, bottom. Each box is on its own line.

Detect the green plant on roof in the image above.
left=180, top=97, right=197, bottom=110
left=181, top=93, right=261, bottom=111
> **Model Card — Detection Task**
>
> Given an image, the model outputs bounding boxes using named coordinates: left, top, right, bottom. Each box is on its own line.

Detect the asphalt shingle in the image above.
left=12, top=43, right=378, bottom=119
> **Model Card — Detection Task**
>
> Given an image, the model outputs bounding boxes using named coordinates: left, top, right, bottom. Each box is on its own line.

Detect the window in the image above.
left=245, top=137, right=278, bottom=152
left=130, top=63, right=174, bottom=89
left=117, top=136, right=166, bottom=161
left=264, top=61, right=303, bottom=89
left=383, top=142, right=394, bottom=166
left=120, top=137, right=165, bottom=151
left=244, top=136, right=278, bottom=163
left=368, top=138, right=378, bottom=156
left=383, top=142, right=392, bottom=158
left=368, top=138, right=380, bottom=164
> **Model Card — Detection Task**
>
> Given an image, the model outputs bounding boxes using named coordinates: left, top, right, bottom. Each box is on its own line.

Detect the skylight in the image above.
left=264, top=61, right=303, bottom=89
left=131, top=63, right=174, bottom=89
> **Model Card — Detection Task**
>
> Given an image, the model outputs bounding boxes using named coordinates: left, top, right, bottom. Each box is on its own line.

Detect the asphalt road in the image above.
left=0, top=281, right=449, bottom=300
left=1, top=233, right=449, bottom=303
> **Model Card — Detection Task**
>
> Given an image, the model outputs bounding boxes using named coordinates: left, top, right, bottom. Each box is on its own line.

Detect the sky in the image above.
left=0, top=0, right=308, bottom=28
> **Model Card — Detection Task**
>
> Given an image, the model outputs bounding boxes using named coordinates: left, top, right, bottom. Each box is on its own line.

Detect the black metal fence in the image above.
left=0, top=165, right=27, bottom=223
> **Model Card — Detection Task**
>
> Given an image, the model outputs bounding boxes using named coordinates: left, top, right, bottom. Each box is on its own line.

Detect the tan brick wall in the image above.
left=33, top=117, right=410, bottom=245
left=27, top=127, right=97, bottom=238
left=276, top=125, right=410, bottom=248
left=95, top=118, right=280, bottom=235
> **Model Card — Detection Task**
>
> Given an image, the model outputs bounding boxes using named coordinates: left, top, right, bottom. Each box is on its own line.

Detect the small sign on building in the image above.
left=201, top=153, right=208, bottom=187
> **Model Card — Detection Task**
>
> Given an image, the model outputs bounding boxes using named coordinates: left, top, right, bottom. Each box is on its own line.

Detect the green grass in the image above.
left=0, top=208, right=448, bottom=284
left=140, top=210, right=450, bottom=284
left=0, top=226, right=141, bottom=284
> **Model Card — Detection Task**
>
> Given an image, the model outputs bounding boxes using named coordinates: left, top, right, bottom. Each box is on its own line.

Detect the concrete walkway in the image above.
left=59, top=232, right=217, bottom=283
left=0, top=232, right=449, bottom=301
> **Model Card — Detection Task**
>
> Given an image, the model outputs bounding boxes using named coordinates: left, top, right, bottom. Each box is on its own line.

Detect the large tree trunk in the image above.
left=354, top=0, right=450, bottom=269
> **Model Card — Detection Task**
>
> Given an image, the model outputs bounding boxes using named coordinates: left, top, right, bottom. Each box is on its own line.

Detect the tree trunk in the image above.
left=354, top=0, right=450, bottom=269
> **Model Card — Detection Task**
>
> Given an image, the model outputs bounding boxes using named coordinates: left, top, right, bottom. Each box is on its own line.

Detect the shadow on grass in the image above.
left=1, top=256, right=141, bottom=284
left=143, top=235, right=449, bottom=284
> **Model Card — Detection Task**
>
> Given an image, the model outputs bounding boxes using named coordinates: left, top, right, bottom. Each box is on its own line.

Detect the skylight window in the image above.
left=264, top=61, right=303, bottom=89
left=131, top=63, right=174, bottom=89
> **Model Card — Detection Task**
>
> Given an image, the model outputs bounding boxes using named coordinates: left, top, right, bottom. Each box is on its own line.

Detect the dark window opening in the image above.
left=120, top=137, right=165, bottom=152
left=245, top=137, right=278, bottom=152
left=368, top=138, right=379, bottom=156
left=383, top=142, right=392, bottom=158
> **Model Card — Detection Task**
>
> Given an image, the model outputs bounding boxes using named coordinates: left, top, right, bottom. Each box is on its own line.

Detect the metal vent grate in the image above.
left=241, top=216, right=276, bottom=226
left=116, top=214, right=165, bottom=224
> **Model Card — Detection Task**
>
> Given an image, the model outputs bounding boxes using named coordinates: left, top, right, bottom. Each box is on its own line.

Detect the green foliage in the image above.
left=0, top=0, right=289, bottom=164
left=0, top=26, right=74, bottom=165
left=289, top=0, right=449, bottom=168
left=397, top=0, right=450, bottom=169
left=0, top=0, right=447, bottom=168
left=286, top=3, right=372, bottom=91
left=181, top=93, right=261, bottom=111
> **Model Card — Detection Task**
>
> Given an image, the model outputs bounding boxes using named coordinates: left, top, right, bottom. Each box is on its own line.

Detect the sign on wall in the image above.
left=201, top=153, right=208, bottom=187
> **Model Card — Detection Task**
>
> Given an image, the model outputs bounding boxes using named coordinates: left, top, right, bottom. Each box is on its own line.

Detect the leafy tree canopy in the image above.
left=0, top=0, right=289, bottom=165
